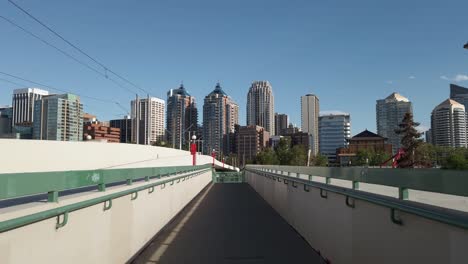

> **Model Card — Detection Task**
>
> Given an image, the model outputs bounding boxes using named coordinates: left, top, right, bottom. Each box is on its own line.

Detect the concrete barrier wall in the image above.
left=0, top=139, right=235, bottom=173
left=0, top=170, right=212, bottom=264
left=246, top=171, right=468, bottom=264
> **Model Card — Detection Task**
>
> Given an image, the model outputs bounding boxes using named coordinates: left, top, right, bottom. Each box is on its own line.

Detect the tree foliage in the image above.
left=395, top=112, right=423, bottom=168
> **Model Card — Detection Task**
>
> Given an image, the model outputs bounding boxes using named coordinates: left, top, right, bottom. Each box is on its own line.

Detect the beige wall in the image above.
left=0, top=170, right=212, bottom=264
left=246, top=171, right=468, bottom=264
left=0, top=139, right=235, bottom=173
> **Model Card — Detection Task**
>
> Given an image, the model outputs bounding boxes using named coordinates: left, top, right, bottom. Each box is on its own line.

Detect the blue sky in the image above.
left=0, top=0, right=467, bottom=134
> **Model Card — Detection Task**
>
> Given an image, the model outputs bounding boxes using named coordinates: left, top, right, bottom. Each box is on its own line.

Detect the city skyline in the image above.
left=0, top=1, right=466, bottom=135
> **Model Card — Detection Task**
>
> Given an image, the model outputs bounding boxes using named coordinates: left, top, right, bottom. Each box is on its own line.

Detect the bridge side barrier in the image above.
left=245, top=167, right=468, bottom=264
left=0, top=167, right=213, bottom=263
left=0, top=164, right=211, bottom=202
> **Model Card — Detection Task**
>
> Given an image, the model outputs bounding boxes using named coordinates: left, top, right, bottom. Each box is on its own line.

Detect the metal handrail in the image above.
left=246, top=165, right=468, bottom=197
left=0, top=167, right=212, bottom=233
left=246, top=168, right=468, bottom=230
left=0, top=164, right=211, bottom=202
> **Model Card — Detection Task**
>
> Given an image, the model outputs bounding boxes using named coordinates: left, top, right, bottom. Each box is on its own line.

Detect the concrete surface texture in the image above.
left=133, top=183, right=325, bottom=264
left=0, top=139, right=235, bottom=173
left=0, top=171, right=212, bottom=264
left=246, top=171, right=468, bottom=264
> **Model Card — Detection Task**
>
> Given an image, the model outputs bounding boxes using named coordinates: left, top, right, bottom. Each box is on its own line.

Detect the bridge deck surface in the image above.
left=132, top=183, right=324, bottom=264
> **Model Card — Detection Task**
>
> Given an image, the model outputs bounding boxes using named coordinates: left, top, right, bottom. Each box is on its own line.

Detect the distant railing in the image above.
left=247, top=165, right=468, bottom=198
left=0, top=165, right=213, bottom=233
left=0, top=164, right=211, bottom=202
left=246, top=165, right=468, bottom=229
left=213, top=171, right=244, bottom=183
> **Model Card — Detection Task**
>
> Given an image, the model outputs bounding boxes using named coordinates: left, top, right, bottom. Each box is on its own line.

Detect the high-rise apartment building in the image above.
left=274, top=113, right=288, bottom=136
left=431, top=99, right=467, bottom=148
left=376, top=92, right=413, bottom=153
left=110, top=116, right=132, bottom=143
left=203, top=83, right=239, bottom=156
left=236, top=125, right=270, bottom=166
left=247, top=81, right=275, bottom=135
left=319, top=113, right=351, bottom=162
left=450, top=84, right=468, bottom=110
left=0, top=106, right=13, bottom=136
left=33, top=94, right=83, bottom=141
left=166, top=84, right=198, bottom=149
left=12, top=88, right=49, bottom=126
left=301, top=94, right=319, bottom=155
left=131, top=97, right=165, bottom=145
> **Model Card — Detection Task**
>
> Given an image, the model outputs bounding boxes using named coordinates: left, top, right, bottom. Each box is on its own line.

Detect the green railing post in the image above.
left=352, top=181, right=359, bottom=190
left=326, top=177, right=331, bottom=184
left=126, top=179, right=132, bottom=185
left=399, top=187, right=409, bottom=200
left=48, top=191, right=58, bottom=203
left=308, top=175, right=313, bottom=181
left=98, top=183, right=106, bottom=192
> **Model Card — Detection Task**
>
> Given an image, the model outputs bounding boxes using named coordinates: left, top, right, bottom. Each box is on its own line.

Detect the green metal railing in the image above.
left=0, top=164, right=211, bottom=202
left=246, top=165, right=468, bottom=230
left=247, top=165, right=468, bottom=198
left=0, top=165, right=212, bottom=233
left=213, top=171, right=244, bottom=183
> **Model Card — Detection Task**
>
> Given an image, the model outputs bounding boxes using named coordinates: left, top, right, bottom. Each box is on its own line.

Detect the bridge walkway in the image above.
left=132, top=183, right=324, bottom=264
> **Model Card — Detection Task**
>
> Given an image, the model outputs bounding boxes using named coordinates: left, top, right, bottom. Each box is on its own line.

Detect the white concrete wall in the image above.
left=246, top=171, right=468, bottom=264
left=0, top=139, right=235, bottom=173
left=0, top=170, right=212, bottom=264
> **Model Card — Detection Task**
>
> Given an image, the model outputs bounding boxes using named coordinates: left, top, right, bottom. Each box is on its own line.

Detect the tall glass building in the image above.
left=247, top=81, right=275, bottom=135
left=319, top=113, right=351, bottom=162
left=301, top=94, right=320, bottom=155
left=33, top=94, right=83, bottom=141
left=203, top=83, right=239, bottom=156
left=376, top=92, right=412, bottom=153
left=431, top=99, right=467, bottom=148
left=166, top=84, right=198, bottom=149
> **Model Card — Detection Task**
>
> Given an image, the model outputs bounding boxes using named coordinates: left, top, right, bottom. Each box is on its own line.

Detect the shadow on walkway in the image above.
left=132, top=183, right=324, bottom=264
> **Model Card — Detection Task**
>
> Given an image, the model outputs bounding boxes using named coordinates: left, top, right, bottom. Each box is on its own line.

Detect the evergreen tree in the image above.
left=395, top=112, right=423, bottom=168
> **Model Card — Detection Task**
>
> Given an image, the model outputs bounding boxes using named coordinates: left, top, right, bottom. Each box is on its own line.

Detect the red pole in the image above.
left=212, top=150, right=215, bottom=167
left=190, top=142, right=197, bottom=166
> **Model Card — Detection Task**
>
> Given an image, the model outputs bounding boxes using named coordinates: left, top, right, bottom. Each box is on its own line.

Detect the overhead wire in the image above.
left=7, top=0, right=151, bottom=95
left=0, top=15, right=137, bottom=96
left=0, top=71, right=130, bottom=114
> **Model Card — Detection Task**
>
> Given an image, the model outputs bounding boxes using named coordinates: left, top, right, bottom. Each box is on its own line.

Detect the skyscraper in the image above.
left=247, top=81, right=275, bottom=135
left=166, top=84, right=198, bottom=149
left=203, top=83, right=239, bottom=156
left=319, top=113, right=351, bottom=162
left=301, top=94, right=319, bottom=155
left=110, top=116, right=132, bottom=143
left=376, top=92, right=413, bottom=153
left=12, top=88, right=49, bottom=126
left=450, top=84, right=468, bottom=110
left=33, top=94, right=83, bottom=141
left=431, top=99, right=467, bottom=148
left=131, top=96, right=165, bottom=145
left=274, top=113, right=288, bottom=136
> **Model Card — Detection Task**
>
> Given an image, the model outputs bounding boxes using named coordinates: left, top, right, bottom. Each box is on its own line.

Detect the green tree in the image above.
left=256, top=148, right=279, bottom=165
left=444, top=149, right=468, bottom=170
left=395, top=112, right=423, bottom=168
left=310, top=154, right=328, bottom=166
left=289, top=145, right=307, bottom=166
left=275, top=137, right=292, bottom=165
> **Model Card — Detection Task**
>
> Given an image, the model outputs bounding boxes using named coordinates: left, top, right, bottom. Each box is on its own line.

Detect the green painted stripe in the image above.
left=246, top=165, right=468, bottom=197
left=246, top=168, right=468, bottom=230
left=0, top=164, right=211, bottom=200
left=0, top=168, right=212, bottom=233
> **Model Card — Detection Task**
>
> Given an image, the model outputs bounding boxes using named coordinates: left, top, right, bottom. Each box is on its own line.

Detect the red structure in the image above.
left=190, top=138, right=197, bottom=166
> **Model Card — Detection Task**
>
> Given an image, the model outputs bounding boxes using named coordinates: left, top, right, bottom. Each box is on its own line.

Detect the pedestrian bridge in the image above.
left=0, top=139, right=467, bottom=264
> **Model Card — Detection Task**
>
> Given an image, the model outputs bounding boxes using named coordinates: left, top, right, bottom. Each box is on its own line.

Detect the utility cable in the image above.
left=0, top=71, right=130, bottom=114
left=8, top=0, right=150, bottom=95
left=0, top=15, right=137, bottom=96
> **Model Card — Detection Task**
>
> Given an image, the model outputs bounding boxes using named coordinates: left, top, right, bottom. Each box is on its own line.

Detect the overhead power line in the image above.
left=0, top=15, right=137, bottom=95
left=0, top=71, right=130, bottom=114
left=8, top=0, right=150, bottom=95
